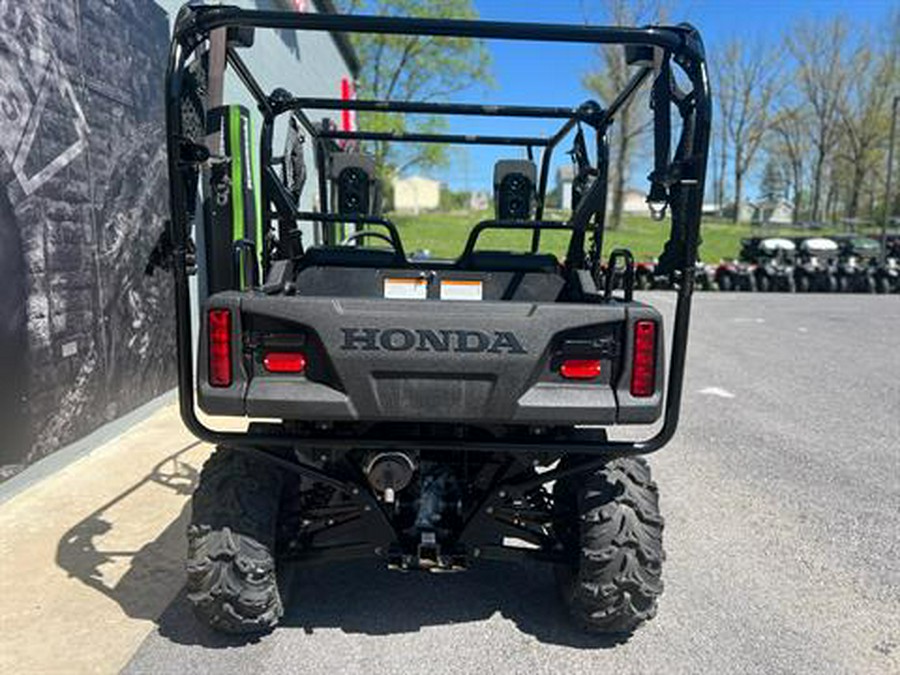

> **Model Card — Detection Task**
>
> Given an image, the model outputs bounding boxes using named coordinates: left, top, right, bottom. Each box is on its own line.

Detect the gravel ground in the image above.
left=124, top=293, right=900, bottom=675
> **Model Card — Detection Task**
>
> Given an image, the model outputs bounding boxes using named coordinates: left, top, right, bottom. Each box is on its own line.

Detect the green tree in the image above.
left=787, top=18, right=853, bottom=223
left=714, top=37, right=782, bottom=223
left=769, top=104, right=810, bottom=223
left=759, top=157, right=788, bottom=202
left=338, top=0, right=493, bottom=181
left=836, top=20, right=898, bottom=219
left=582, top=0, right=666, bottom=230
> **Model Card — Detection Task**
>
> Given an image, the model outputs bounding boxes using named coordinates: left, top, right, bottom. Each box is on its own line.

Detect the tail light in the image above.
left=560, top=359, right=602, bottom=380
left=208, top=309, right=232, bottom=387
left=630, top=320, right=657, bottom=397
left=263, top=352, right=306, bottom=374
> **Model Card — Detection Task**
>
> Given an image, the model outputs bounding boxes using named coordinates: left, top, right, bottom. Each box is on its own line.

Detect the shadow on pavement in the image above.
left=55, top=443, right=201, bottom=622
left=56, top=441, right=627, bottom=651
left=153, top=558, right=628, bottom=650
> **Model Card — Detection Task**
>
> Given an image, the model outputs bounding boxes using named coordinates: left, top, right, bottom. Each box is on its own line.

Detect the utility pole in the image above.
left=883, top=96, right=899, bottom=264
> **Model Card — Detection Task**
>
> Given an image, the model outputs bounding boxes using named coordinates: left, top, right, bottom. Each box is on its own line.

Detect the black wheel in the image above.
left=826, top=274, right=839, bottom=293
left=757, top=274, right=770, bottom=293
left=743, top=274, right=758, bottom=292
left=877, top=276, right=892, bottom=294
left=838, top=275, right=850, bottom=293
left=717, top=274, right=732, bottom=292
left=797, top=274, right=810, bottom=293
left=554, top=457, right=664, bottom=635
left=186, top=447, right=285, bottom=634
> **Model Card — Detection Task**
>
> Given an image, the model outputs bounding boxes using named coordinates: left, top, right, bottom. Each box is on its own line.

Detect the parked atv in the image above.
left=793, top=237, right=839, bottom=292
left=635, top=260, right=655, bottom=290
left=715, top=259, right=756, bottom=291
left=694, top=262, right=715, bottom=291
left=164, top=4, right=711, bottom=637
left=634, top=260, right=712, bottom=291
left=740, top=237, right=796, bottom=292
left=871, top=257, right=899, bottom=294
left=832, top=236, right=879, bottom=293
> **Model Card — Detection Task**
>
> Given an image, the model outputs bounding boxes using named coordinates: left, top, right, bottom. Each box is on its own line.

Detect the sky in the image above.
left=418, top=0, right=896, bottom=197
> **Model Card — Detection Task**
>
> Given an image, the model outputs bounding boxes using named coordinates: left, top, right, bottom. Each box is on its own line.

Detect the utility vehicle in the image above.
left=634, top=259, right=714, bottom=291
left=714, top=258, right=756, bottom=292
left=830, top=236, right=878, bottom=293
left=162, top=5, right=711, bottom=635
left=793, top=237, right=839, bottom=293
left=740, top=237, right=796, bottom=293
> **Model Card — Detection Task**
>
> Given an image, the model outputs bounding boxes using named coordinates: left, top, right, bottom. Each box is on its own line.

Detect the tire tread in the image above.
left=186, top=447, right=284, bottom=634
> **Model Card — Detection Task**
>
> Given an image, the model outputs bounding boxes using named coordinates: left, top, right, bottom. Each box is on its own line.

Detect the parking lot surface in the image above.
left=121, top=294, right=899, bottom=675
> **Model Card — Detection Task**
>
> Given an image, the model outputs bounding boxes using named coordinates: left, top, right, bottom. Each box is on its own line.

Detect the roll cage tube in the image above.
left=165, top=4, right=711, bottom=460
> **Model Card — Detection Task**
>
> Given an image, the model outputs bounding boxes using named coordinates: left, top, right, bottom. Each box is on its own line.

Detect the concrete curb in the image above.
left=0, top=389, right=176, bottom=507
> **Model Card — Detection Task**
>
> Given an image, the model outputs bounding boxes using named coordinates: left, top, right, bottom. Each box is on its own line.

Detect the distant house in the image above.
left=621, top=188, right=648, bottom=214
left=557, top=165, right=575, bottom=210
left=392, top=176, right=441, bottom=214
left=556, top=168, right=652, bottom=217
left=469, top=190, right=490, bottom=212
left=752, top=199, right=793, bottom=226
left=723, top=200, right=756, bottom=223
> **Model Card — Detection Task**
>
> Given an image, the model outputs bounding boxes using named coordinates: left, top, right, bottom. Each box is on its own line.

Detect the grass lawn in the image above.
left=389, top=210, right=879, bottom=263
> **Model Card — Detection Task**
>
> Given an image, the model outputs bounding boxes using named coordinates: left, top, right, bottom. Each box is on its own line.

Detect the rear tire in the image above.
left=717, top=274, right=732, bottom=292
left=186, top=447, right=285, bottom=634
left=554, top=457, right=664, bottom=635
left=838, top=275, right=850, bottom=293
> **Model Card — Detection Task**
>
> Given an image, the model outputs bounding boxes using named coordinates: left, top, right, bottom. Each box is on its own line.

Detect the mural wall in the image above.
left=0, top=0, right=175, bottom=479
left=0, top=0, right=357, bottom=481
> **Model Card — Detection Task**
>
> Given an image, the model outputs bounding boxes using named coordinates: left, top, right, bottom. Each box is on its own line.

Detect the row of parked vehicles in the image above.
left=634, top=234, right=900, bottom=294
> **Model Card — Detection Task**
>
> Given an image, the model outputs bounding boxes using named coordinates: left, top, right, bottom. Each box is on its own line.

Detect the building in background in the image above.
left=393, top=176, right=442, bottom=214
left=621, top=188, right=649, bottom=215
left=752, top=198, right=794, bottom=226
left=557, top=165, right=575, bottom=211
left=0, top=0, right=357, bottom=480
left=469, top=190, right=490, bottom=212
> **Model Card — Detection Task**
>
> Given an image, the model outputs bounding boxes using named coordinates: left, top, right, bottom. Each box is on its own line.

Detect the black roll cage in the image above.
left=164, top=4, right=711, bottom=471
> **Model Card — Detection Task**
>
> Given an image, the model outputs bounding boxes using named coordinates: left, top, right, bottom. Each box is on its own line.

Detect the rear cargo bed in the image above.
left=198, top=292, right=664, bottom=426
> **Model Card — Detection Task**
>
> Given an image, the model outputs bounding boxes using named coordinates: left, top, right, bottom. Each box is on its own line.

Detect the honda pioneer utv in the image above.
left=163, top=5, right=710, bottom=635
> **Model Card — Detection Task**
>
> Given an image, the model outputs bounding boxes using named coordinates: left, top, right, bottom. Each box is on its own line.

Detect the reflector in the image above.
left=209, top=309, right=232, bottom=387
left=630, top=320, right=656, bottom=397
left=560, top=359, right=602, bottom=380
left=263, top=352, right=307, bottom=374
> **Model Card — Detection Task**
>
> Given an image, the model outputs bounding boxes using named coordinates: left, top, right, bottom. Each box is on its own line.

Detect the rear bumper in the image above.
left=198, top=293, right=664, bottom=427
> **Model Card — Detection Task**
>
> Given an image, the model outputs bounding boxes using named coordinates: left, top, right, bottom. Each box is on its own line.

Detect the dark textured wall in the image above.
left=0, top=0, right=175, bottom=479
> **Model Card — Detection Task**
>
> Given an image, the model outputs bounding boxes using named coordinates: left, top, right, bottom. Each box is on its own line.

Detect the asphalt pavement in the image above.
left=123, top=293, right=900, bottom=675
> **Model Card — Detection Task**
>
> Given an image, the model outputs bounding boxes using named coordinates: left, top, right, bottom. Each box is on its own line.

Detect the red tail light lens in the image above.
left=630, top=320, right=657, bottom=397
left=208, top=309, right=232, bottom=387
left=263, top=352, right=307, bottom=374
left=560, top=359, right=602, bottom=380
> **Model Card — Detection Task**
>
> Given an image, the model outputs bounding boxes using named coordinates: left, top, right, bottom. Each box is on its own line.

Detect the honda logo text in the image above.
left=340, top=328, right=526, bottom=354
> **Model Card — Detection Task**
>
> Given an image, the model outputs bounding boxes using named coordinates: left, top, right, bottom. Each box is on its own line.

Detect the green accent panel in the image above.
left=249, top=115, right=263, bottom=269
left=229, top=106, right=246, bottom=287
